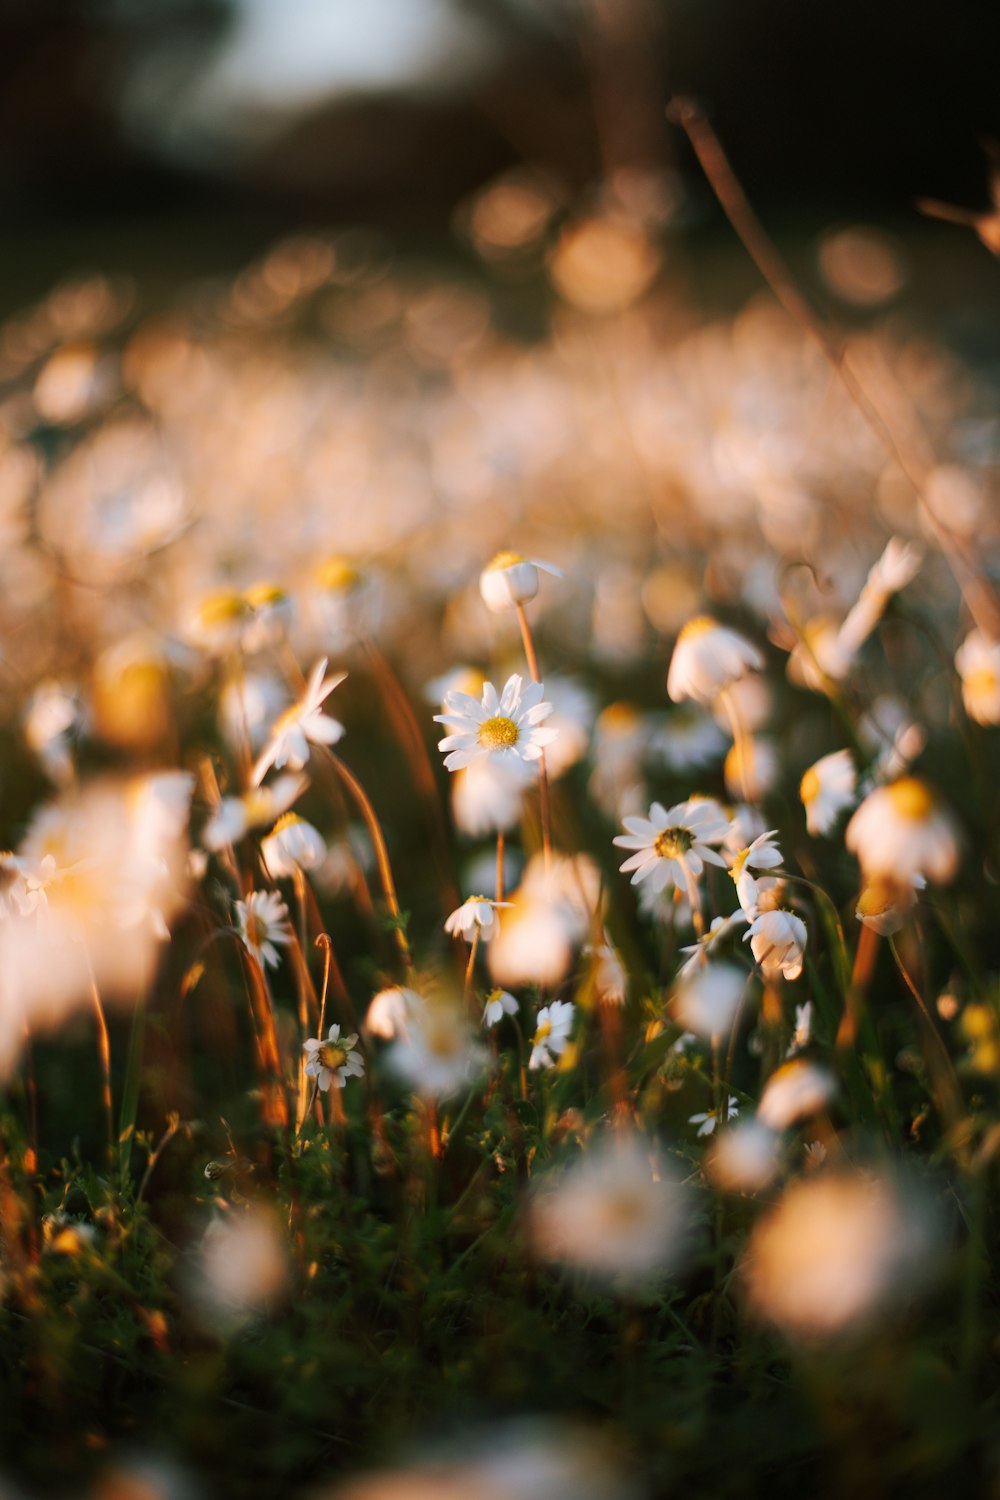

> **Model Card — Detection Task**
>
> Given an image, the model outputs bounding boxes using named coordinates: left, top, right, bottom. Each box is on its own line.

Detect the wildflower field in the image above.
left=2, top=137, right=1000, bottom=1500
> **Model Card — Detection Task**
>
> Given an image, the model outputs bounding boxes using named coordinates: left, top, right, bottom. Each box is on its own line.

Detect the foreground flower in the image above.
left=203, top=774, right=307, bottom=851
left=252, top=658, right=346, bottom=785
left=955, top=628, right=1000, bottom=725
left=672, top=962, right=747, bottom=1040
left=529, top=1133, right=686, bottom=1284
left=729, top=829, right=783, bottom=918
left=845, top=777, right=959, bottom=883
left=303, top=1023, right=364, bottom=1091
left=435, top=673, right=557, bottom=773
left=261, top=813, right=326, bottom=877
left=443, top=894, right=511, bottom=944
left=744, top=1169, right=939, bottom=1339
left=758, top=1059, right=837, bottom=1128
left=614, top=798, right=728, bottom=899
left=192, top=1207, right=288, bottom=1330
left=479, top=550, right=563, bottom=612
left=364, top=985, right=420, bottom=1039
left=387, top=999, right=487, bottom=1097
left=529, top=1000, right=575, bottom=1070
left=708, top=1118, right=781, bottom=1192
left=483, top=988, right=519, bottom=1026
left=235, top=890, right=291, bottom=970
left=667, top=616, right=763, bottom=706
left=800, top=749, right=856, bottom=835
left=855, top=871, right=926, bottom=935
left=744, top=909, right=807, bottom=981
left=585, top=936, right=628, bottom=1007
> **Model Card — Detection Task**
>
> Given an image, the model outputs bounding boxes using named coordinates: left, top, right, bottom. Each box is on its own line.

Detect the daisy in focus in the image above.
left=443, top=895, right=511, bottom=944
left=235, top=890, right=291, bottom=971
left=252, top=658, right=346, bottom=785
left=479, top=550, right=563, bottom=612
left=434, top=673, right=557, bottom=773
left=614, top=799, right=728, bottom=899
left=728, top=829, right=783, bottom=918
left=743, top=908, right=807, bottom=981
left=303, top=1023, right=364, bottom=1092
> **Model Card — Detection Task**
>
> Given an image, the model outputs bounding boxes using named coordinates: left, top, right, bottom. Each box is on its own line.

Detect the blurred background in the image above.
left=3, top=0, right=1000, bottom=312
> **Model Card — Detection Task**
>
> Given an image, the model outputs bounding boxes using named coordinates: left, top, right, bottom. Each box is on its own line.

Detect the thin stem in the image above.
left=463, top=928, right=481, bottom=1011
left=514, top=601, right=553, bottom=877
left=495, top=831, right=505, bottom=904
left=89, top=977, right=114, bottom=1171
left=324, top=749, right=413, bottom=971
left=668, top=96, right=1000, bottom=642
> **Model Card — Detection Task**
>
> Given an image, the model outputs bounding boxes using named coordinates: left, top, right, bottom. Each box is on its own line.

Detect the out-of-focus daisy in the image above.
left=479, top=550, right=563, bottom=612
left=788, top=1001, right=813, bottom=1054
left=387, top=999, right=487, bottom=1097
left=689, top=1095, right=739, bottom=1136
left=251, top=658, right=346, bottom=785
left=723, top=735, right=779, bottom=802
left=672, top=962, right=747, bottom=1040
left=303, top=1023, right=364, bottom=1091
left=203, top=774, right=307, bottom=852
left=529, top=1132, right=686, bottom=1285
left=192, top=1207, right=288, bottom=1330
left=648, top=705, right=728, bottom=774
left=855, top=871, right=926, bottom=935
left=679, top=910, right=749, bottom=972
left=800, top=750, right=856, bottom=835
left=187, top=590, right=251, bottom=655
left=219, top=671, right=289, bottom=754
left=24, top=679, right=88, bottom=786
left=758, top=1058, right=836, bottom=1128
left=261, top=813, right=326, bottom=877
left=435, top=673, right=557, bottom=773
left=540, top=675, right=595, bottom=780
left=836, top=536, right=922, bottom=658
left=708, top=1117, right=781, bottom=1192
left=584, top=936, right=628, bottom=1007
left=858, top=696, right=926, bottom=782
left=845, top=777, right=959, bottom=883
left=955, top=628, right=1000, bottom=726
left=744, top=1169, right=939, bottom=1339
left=588, top=701, right=647, bottom=817
left=444, top=895, right=510, bottom=944
left=241, top=581, right=293, bottom=653
left=483, top=988, right=519, bottom=1027
left=614, top=798, right=728, bottom=899
left=529, top=1000, right=575, bottom=1070
left=305, top=555, right=382, bottom=651
left=744, top=909, right=807, bottom=981
left=667, top=616, right=763, bottom=706
left=364, top=985, right=420, bottom=1039
left=235, top=890, right=291, bottom=971
left=729, top=829, right=783, bottom=918
left=451, top=754, right=533, bottom=836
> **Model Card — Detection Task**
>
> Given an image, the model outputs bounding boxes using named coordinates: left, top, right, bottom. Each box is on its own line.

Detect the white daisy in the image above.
left=260, top=813, right=326, bottom=877
left=434, top=673, right=558, bottom=773
left=613, top=798, right=728, bottom=898
left=845, top=777, right=959, bottom=884
left=303, top=1023, right=364, bottom=1092
left=479, top=550, right=563, bottom=612
left=743, top=909, right=807, bottom=982
left=483, top=988, right=519, bottom=1027
left=529, top=999, right=575, bottom=1070
left=667, top=616, right=763, bottom=706
left=251, top=658, right=346, bottom=785
left=235, top=890, right=291, bottom=970
left=689, top=1095, right=740, bottom=1136
left=443, top=894, right=511, bottom=944
left=758, top=1059, right=836, bottom=1129
left=800, top=750, right=857, bottom=836
left=955, top=628, right=1000, bottom=726
left=728, top=829, right=783, bottom=918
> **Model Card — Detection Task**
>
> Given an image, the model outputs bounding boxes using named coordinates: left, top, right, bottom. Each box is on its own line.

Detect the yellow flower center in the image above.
left=318, top=1043, right=348, bottom=1070
left=271, top=811, right=302, bottom=835
left=534, top=1021, right=552, bottom=1044
left=678, top=615, right=718, bottom=641
left=478, top=715, right=519, bottom=749
left=886, top=777, right=933, bottom=821
left=245, top=914, right=266, bottom=945
left=197, top=592, right=248, bottom=628
left=729, top=846, right=750, bottom=881
left=856, top=876, right=899, bottom=917
left=654, top=826, right=694, bottom=859
left=244, top=582, right=288, bottom=610
left=599, top=702, right=640, bottom=730
left=485, top=549, right=526, bottom=572
left=800, top=766, right=820, bottom=804
left=316, top=556, right=361, bottom=592
left=965, top=665, right=998, bottom=699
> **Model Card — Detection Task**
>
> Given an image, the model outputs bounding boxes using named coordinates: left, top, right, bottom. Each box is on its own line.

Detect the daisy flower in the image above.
left=479, top=550, right=563, bottom=612
left=758, top=1059, right=836, bottom=1129
left=955, top=628, right=1000, bottom=726
left=729, top=829, right=783, bottom=918
left=364, top=985, right=420, bottom=1039
left=261, top=813, right=326, bottom=877
left=483, top=988, right=519, bottom=1027
left=800, top=750, right=856, bottom=836
left=613, top=798, right=728, bottom=899
left=303, top=1023, right=364, bottom=1091
left=708, top=1118, right=781, bottom=1193
left=529, top=999, right=575, bottom=1070
left=434, top=673, right=558, bottom=773
left=235, top=890, right=291, bottom=970
left=667, top=616, right=763, bottom=706
left=845, top=777, right=959, bottom=883
left=679, top=910, right=749, bottom=973
left=443, top=894, right=511, bottom=944
left=387, top=1001, right=487, bottom=1098
left=251, top=658, right=346, bottom=785
left=689, top=1095, right=740, bottom=1136
left=743, top=908, right=807, bottom=982
left=202, top=774, right=307, bottom=851
left=672, top=962, right=747, bottom=1040
left=855, top=871, right=926, bottom=935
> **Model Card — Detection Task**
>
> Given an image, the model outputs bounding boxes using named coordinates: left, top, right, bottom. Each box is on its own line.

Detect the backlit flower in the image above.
left=758, top=1059, right=836, bottom=1128
left=530, top=1000, right=575, bottom=1070
left=251, top=658, right=346, bottom=785
left=483, top=988, right=519, bottom=1026
left=435, top=673, right=557, bottom=773
left=387, top=998, right=487, bottom=1097
left=667, top=616, right=763, bottom=706
left=203, top=775, right=306, bottom=851
left=235, top=890, right=290, bottom=970
left=261, top=813, right=326, bottom=877
left=955, top=628, right=1000, bottom=726
left=845, top=777, right=959, bottom=883
left=614, top=798, right=728, bottom=898
left=479, top=550, right=563, bottom=612
left=744, top=909, right=807, bottom=981
left=672, top=962, right=747, bottom=1040
left=855, top=871, right=926, bottom=935
left=800, top=749, right=856, bottom=835
left=729, top=829, right=783, bottom=918
left=303, top=1023, right=364, bottom=1091
left=444, top=894, right=511, bottom=944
